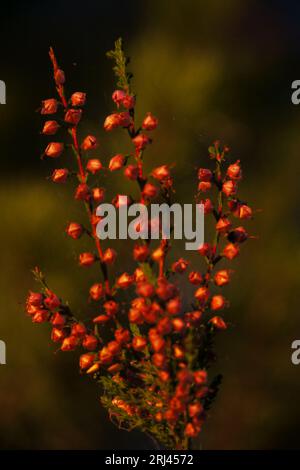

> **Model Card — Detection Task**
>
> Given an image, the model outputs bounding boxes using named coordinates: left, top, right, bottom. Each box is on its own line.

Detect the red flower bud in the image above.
left=107, top=340, right=121, bottom=355
left=103, top=248, right=117, bottom=265
left=64, top=108, right=82, bottom=125
left=99, top=347, right=113, bottom=365
left=142, top=182, right=158, bottom=199
left=86, top=158, right=102, bottom=174
left=42, top=120, right=60, bottom=135
left=79, top=252, right=95, bottom=266
left=75, top=183, right=90, bottom=201
left=150, top=335, right=165, bottom=353
left=128, top=308, right=144, bottom=325
left=41, top=98, right=58, bottom=115
left=51, top=168, right=69, bottom=183
left=222, top=242, right=239, bottom=259
left=66, top=222, right=83, bottom=239
left=61, top=335, right=79, bottom=351
left=54, top=69, right=65, bottom=85
left=51, top=327, right=66, bottom=343
left=172, top=318, right=186, bottom=333
left=109, top=154, right=125, bottom=171
left=92, top=187, right=105, bottom=202
left=222, top=179, right=237, bottom=197
left=93, top=314, right=110, bottom=324
left=142, top=112, right=158, bottom=131
left=157, top=317, right=172, bottom=335
left=166, top=297, right=181, bottom=315
left=228, top=226, right=248, bottom=243
left=122, top=95, right=135, bottom=109
left=198, top=181, right=211, bottom=192
left=152, top=165, right=170, bottom=181
left=70, top=92, right=86, bottom=107
left=194, top=286, right=209, bottom=302
left=134, top=268, right=146, bottom=283
left=79, top=353, right=95, bottom=370
left=32, top=309, right=49, bottom=323
left=216, top=217, right=231, bottom=232
left=115, top=328, right=131, bottom=344
left=27, top=291, right=43, bottom=307
left=227, top=160, right=242, bottom=180
left=238, top=204, right=253, bottom=219
left=214, top=269, right=231, bottom=286
left=116, top=272, right=134, bottom=289
left=188, top=271, right=202, bottom=285
left=71, top=323, right=86, bottom=337
left=81, top=135, right=98, bottom=150
left=103, top=300, right=118, bottom=317
left=132, top=133, right=151, bottom=151
left=194, top=370, right=207, bottom=385
left=198, top=242, right=212, bottom=257
left=44, top=293, right=60, bottom=310
left=185, top=423, right=200, bottom=438
left=202, top=198, right=214, bottom=214
left=211, top=295, right=226, bottom=311
left=173, top=344, right=185, bottom=359
left=172, top=258, right=189, bottom=273
left=124, top=164, right=139, bottom=180
left=198, top=168, right=212, bottom=182
left=89, top=283, right=103, bottom=301
left=209, top=316, right=227, bottom=330
left=152, top=353, right=166, bottom=368
left=82, top=334, right=98, bottom=351
left=132, top=336, right=147, bottom=352
left=136, top=281, right=154, bottom=298
left=45, top=142, right=64, bottom=158
left=51, top=312, right=66, bottom=327
left=112, top=90, right=126, bottom=107
left=133, top=244, right=149, bottom=262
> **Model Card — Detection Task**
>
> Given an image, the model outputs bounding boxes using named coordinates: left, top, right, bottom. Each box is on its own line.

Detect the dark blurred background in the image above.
left=1, top=0, right=300, bottom=449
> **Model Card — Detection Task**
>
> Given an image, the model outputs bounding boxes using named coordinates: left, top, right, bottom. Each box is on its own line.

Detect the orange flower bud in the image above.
left=198, top=168, right=212, bottom=181
left=44, top=293, right=60, bottom=310
left=42, top=120, right=60, bottom=135
left=227, top=160, right=242, bottom=180
left=151, top=246, right=164, bottom=262
left=172, top=318, right=185, bottom=333
left=134, top=268, right=147, bottom=283
left=198, top=181, right=211, bottom=192
left=166, top=297, right=181, bottom=315
left=45, top=142, right=64, bottom=158
left=185, top=422, right=200, bottom=438
left=79, top=252, right=95, bottom=266
left=150, top=335, right=165, bottom=353
left=173, top=344, right=185, bottom=359
left=112, top=90, right=126, bottom=107
left=116, top=272, right=134, bottom=289
left=79, top=353, right=95, bottom=370
left=132, top=133, right=151, bottom=151
left=156, top=279, right=177, bottom=301
left=51, top=168, right=69, bottom=183
left=71, top=323, right=86, bottom=337
left=198, top=242, right=212, bottom=257
left=51, top=312, right=66, bottom=327
left=86, top=158, right=102, bottom=174
left=222, top=179, right=237, bottom=197
left=124, top=164, right=139, bottom=180
left=107, top=363, right=122, bottom=374
left=152, top=353, right=166, bottom=368
left=157, top=317, right=172, bottom=335
left=222, top=242, right=239, bottom=260
left=107, top=340, right=121, bottom=355
left=103, top=113, right=120, bottom=131
left=132, top=336, right=147, bottom=352
left=99, top=346, right=113, bottom=365
left=89, top=283, right=103, bottom=301
left=194, top=286, right=209, bottom=302
left=109, top=154, right=125, bottom=171
left=122, top=95, right=135, bottom=109
left=136, top=282, right=154, bottom=298
left=188, top=271, right=202, bottom=285
left=142, top=112, right=158, bottom=131
left=64, top=108, right=82, bottom=125
left=75, top=183, right=90, bottom=201
left=51, top=327, right=66, bottom=343
left=70, top=92, right=86, bottom=107
left=81, top=135, right=98, bottom=150
left=216, top=217, right=231, bottom=232
left=194, top=370, right=207, bottom=385
left=133, top=244, right=149, bottom=262
left=93, top=314, right=110, bottom=324
left=32, top=310, right=49, bottom=323
left=86, top=363, right=100, bottom=374
left=82, top=334, right=98, bottom=351
left=211, top=295, right=226, bottom=311
left=27, top=291, right=43, bottom=307
left=103, top=248, right=117, bottom=264
left=128, top=308, right=144, bottom=325
left=172, top=258, right=189, bottom=273
left=238, top=204, right=252, bottom=219
left=214, top=269, right=231, bottom=286
left=152, top=164, right=170, bottom=181
left=103, top=300, right=118, bottom=316
left=66, top=222, right=83, bottom=239
left=41, top=98, right=58, bottom=114
left=92, top=187, right=105, bottom=203
left=202, top=198, right=214, bottom=214
left=61, top=335, right=79, bottom=351
left=115, top=328, right=131, bottom=344
left=209, top=316, right=227, bottom=330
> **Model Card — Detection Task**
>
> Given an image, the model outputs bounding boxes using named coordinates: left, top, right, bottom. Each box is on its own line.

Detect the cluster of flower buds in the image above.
left=26, top=42, right=255, bottom=450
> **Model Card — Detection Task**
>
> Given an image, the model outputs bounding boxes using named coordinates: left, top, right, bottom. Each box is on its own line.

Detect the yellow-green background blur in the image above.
left=0, top=0, right=300, bottom=449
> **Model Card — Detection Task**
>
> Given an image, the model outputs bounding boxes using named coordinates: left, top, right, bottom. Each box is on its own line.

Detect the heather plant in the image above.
left=25, top=39, right=255, bottom=450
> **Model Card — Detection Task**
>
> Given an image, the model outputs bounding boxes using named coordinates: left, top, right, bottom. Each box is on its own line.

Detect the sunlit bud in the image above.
left=32, top=309, right=49, bottom=323
left=132, top=133, right=151, bottom=151
left=185, top=423, right=200, bottom=438
left=103, top=300, right=118, bottom=316
left=194, top=286, right=209, bottom=302
left=71, top=92, right=86, bottom=107
left=128, top=307, right=144, bottom=324
left=222, top=179, right=237, bottom=197
left=66, top=222, right=83, bottom=239
left=51, top=328, right=66, bottom=343
left=44, top=293, right=60, bottom=310
left=209, top=316, right=227, bottom=330
left=142, top=182, right=158, bottom=199
left=214, top=269, right=231, bottom=286
left=172, top=318, right=185, bottom=333
left=151, top=246, right=164, bottom=262
left=42, top=120, right=60, bottom=135
left=132, top=336, right=147, bottom=352
left=41, top=98, right=58, bottom=114
left=89, top=283, right=103, bottom=301
left=99, top=347, right=113, bottom=365
left=64, top=108, right=82, bottom=125
left=198, top=181, right=211, bottom=192
left=112, top=90, right=126, bottom=107
left=61, top=335, right=80, bottom=351
left=198, top=242, right=212, bottom=257
left=27, top=291, right=43, bottom=307
left=116, top=272, right=134, bottom=289
left=166, top=297, right=181, bottom=315
left=194, top=370, right=207, bottom=385
left=152, top=165, right=170, bottom=181
left=51, top=168, right=69, bottom=183
left=45, top=142, right=64, bottom=158
left=79, top=252, right=95, bottom=266
left=211, top=295, right=226, bottom=311
left=136, top=282, right=154, bottom=298
left=157, top=317, right=172, bottom=335
left=216, top=217, right=231, bottom=232
left=26, top=304, right=39, bottom=315
left=188, top=271, right=202, bottom=285
left=142, top=112, right=158, bottom=131
left=54, top=68, right=65, bottom=85
left=124, top=164, right=139, bottom=180
left=172, top=258, right=189, bottom=274
left=109, top=154, right=125, bottom=171
left=51, top=312, right=66, bottom=327
left=86, top=158, right=102, bottom=174
left=103, top=113, right=120, bottom=131
left=173, top=344, right=185, bottom=360
left=75, top=183, right=90, bottom=201
left=150, top=335, right=165, bottom=353
left=151, top=302, right=163, bottom=316
left=115, top=328, right=130, bottom=344
left=134, top=268, right=146, bottom=283
left=133, top=244, right=149, bottom=262
left=189, top=402, right=203, bottom=418
left=82, top=334, right=98, bottom=351
left=93, top=314, right=110, bottom=324
left=227, top=160, right=242, bottom=180
left=156, top=279, right=177, bottom=301
left=228, top=226, right=248, bottom=243
left=152, top=353, right=166, bottom=368
left=86, top=363, right=100, bottom=374
left=198, top=168, right=212, bottom=182
left=222, top=242, right=240, bottom=259
left=103, top=248, right=117, bottom=265
left=81, top=135, right=98, bottom=150
left=122, top=94, right=135, bottom=109
left=92, top=187, right=105, bottom=202
left=238, top=204, right=253, bottom=219
left=202, top=198, right=213, bottom=214
left=107, top=340, right=121, bottom=355
left=158, top=370, right=170, bottom=382
left=79, top=353, right=95, bottom=370
left=155, top=411, right=164, bottom=422
left=71, top=323, right=86, bottom=337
